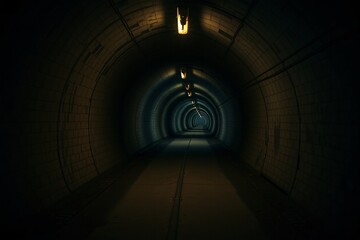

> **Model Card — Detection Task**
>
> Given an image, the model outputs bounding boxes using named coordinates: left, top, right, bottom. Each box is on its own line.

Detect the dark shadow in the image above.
left=5, top=155, right=153, bottom=240
left=215, top=154, right=319, bottom=240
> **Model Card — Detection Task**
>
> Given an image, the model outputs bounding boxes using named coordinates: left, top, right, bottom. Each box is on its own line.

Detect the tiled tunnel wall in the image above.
left=2, top=0, right=359, bottom=233
left=228, top=0, right=359, bottom=230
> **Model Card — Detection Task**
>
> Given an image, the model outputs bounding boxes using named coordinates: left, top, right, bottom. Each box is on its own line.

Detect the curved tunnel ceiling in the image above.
left=122, top=64, right=236, bottom=151
left=1, top=0, right=359, bottom=238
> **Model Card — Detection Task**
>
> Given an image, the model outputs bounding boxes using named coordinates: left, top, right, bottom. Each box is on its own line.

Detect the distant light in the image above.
left=195, top=108, right=202, bottom=117
left=177, top=7, right=189, bottom=35
left=180, top=68, right=186, bottom=79
left=185, top=84, right=190, bottom=90
left=192, top=100, right=195, bottom=104
left=187, top=91, right=192, bottom=97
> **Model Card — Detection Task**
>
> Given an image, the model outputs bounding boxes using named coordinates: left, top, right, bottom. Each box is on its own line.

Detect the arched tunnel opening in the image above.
left=1, top=0, right=359, bottom=239
left=123, top=63, right=239, bottom=150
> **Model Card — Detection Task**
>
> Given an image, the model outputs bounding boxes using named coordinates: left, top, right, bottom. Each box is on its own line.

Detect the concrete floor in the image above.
left=16, top=131, right=315, bottom=240
left=86, top=137, right=266, bottom=240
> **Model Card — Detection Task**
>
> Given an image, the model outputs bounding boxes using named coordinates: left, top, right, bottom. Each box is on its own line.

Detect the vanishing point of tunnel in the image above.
left=1, top=0, right=359, bottom=239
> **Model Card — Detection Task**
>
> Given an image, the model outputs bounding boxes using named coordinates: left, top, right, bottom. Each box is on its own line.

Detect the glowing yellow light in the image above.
left=180, top=68, right=186, bottom=79
left=187, top=91, right=192, bottom=97
left=185, top=84, right=190, bottom=90
left=177, top=7, right=188, bottom=35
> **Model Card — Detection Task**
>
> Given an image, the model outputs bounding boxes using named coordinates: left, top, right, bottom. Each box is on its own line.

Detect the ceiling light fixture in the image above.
left=180, top=68, right=186, bottom=79
left=177, top=7, right=189, bottom=35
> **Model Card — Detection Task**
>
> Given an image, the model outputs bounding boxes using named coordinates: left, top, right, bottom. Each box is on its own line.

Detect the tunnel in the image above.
left=1, top=0, right=359, bottom=239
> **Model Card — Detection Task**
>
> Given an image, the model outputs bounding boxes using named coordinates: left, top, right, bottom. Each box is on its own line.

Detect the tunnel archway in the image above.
left=2, top=0, right=359, bottom=239
left=127, top=64, right=238, bottom=152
